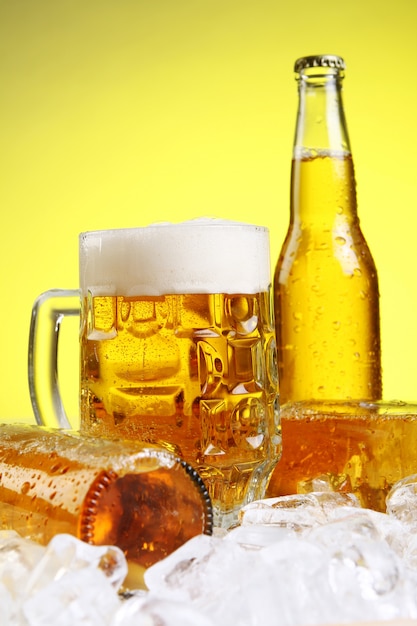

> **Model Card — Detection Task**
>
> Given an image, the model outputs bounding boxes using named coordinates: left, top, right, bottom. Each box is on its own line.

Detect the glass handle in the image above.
left=28, top=289, right=80, bottom=428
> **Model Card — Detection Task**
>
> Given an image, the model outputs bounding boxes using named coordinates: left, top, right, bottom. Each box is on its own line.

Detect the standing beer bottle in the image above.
left=275, top=55, right=382, bottom=403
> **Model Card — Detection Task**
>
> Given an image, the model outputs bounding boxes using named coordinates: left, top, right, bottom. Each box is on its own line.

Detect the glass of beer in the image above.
left=29, top=219, right=281, bottom=528
left=266, top=399, right=417, bottom=512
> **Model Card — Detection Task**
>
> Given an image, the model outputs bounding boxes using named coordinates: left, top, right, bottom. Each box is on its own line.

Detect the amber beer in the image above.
left=266, top=401, right=417, bottom=512
left=274, top=55, right=382, bottom=404
left=78, top=221, right=281, bottom=528
left=0, top=423, right=212, bottom=571
left=268, top=56, right=384, bottom=509
left=275, top=152, right=381, bottom=402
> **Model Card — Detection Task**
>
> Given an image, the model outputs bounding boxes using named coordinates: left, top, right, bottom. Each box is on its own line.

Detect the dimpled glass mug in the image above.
left=29, top=219, right=282, bottom=528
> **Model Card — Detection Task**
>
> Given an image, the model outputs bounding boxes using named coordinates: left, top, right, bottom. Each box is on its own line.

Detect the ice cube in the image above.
left=113, top=595, right=215, bottom=626
left=22, top=565, right=121, bottom=626
left=239, top=491, right=360, bottom=529
left=0, top=531, right=128, bottom=626
left=24, top=533, right=127, bottom=593
left=143, top=496, right=417, bottom=626
left=0, top=530, right=45, bottom=598
left=387, top=474, right=417, bottom=529
left=225, top=522, right=297, bottom=549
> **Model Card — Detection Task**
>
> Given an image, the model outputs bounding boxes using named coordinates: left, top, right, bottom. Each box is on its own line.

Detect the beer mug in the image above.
left=29, top=219, right=281, bottom=528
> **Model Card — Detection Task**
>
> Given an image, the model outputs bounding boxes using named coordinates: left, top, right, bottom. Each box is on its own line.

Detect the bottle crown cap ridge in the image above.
left=294, top=55, right=345, bottom=73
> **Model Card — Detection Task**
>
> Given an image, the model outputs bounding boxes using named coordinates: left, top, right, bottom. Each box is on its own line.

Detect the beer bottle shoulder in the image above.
left=275, top=220, right=378, bottom=287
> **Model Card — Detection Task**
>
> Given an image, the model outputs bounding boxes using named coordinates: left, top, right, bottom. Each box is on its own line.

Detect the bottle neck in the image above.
left=291, top=68, right=357, bottom=224
left=294, top=71, right=350, bottom=157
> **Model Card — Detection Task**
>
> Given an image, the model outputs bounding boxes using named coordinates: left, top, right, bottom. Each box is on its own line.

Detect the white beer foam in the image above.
left=79, top=218, right=271, bottom=296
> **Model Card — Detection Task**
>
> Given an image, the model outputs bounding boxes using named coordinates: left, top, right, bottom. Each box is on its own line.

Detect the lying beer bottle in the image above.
left=274, top=55, right=382, bottom=403
left=0, top=424, right=212, bottom=573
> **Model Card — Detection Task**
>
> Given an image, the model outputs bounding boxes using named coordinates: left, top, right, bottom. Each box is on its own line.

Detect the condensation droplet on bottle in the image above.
left=333, top=321, right=341, bottom=331
left=353, top=268, right=362, bottom=277
left=293, top=311, right=302, bottom=321
left=354, top=352, right=360, bottom=360
left=294, top=325, right=301, bottom=334
left=337, top=206, right=344, bottom=215
left=335, top=236, right=346, bottom=246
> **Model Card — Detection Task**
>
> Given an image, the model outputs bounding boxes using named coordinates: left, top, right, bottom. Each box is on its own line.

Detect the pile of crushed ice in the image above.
left=3, top=477, right=417, bottom=626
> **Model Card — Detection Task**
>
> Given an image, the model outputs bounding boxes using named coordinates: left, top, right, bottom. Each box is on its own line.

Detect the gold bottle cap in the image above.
left=294, top=55, right=345, bottom=73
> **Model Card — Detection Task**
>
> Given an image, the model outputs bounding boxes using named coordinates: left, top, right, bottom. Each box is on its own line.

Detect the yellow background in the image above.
left=1, top=0, right=416, bottom=423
